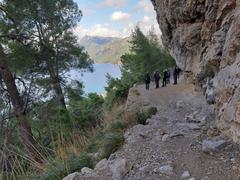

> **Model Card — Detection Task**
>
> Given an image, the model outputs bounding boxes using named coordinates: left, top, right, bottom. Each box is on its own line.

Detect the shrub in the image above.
left=37, top=153, right=93, bottom=180
left=136, top=107, right=157, bottom=125
left=132, top=89, right=140, bottom=96
left=100, top=132, right=124, bottom=159
left=38, top=160, right=66, bottom=180
left=69, top=93, right=104, bottom=129
left=66, top=153, right=93, bottom=172
left=147, top=107, right=158, bottom=116
left=109, top=121, right=127, bottom=131
left=85, top=140, right=99, bottom=153
left=103, top=76, right=131, bottom=110
left=136, top=111, right=150, bottom=125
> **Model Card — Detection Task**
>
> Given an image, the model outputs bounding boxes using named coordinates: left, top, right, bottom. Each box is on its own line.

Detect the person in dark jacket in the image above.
left=162, top=69, right=168, bottom=87
left=173, top=66, right=178, bottom=85
left=176, top=67, right=181, bottom=79
left=166, top=69, right=171, bottom=84
left=144, top=73, right=151, bottom=90
left=153, top=71, right=160, bottom=88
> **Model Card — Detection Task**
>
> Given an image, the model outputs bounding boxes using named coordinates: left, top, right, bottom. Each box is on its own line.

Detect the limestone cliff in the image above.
left=152, top=0, right=240, bottom=142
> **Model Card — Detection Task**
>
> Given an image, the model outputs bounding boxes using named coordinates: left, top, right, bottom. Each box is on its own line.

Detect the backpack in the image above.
left=145, top=75, right=150, bottom=82
left=155, top=73, right=160, bottom=80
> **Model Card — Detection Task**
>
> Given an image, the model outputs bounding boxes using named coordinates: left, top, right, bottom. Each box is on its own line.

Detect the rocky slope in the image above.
left=63, top=83, right=240, bottom=180
left=151, top=0, right=240, bottom=143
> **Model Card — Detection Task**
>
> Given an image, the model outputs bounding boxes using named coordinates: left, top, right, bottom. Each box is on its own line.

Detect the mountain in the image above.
left=80, top=36, right=121, bottom=45
left=79, top=36, right=130, bottom=64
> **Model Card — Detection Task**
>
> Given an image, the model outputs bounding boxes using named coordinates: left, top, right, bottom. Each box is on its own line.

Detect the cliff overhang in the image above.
left=152, top=0, right=240, bottom=142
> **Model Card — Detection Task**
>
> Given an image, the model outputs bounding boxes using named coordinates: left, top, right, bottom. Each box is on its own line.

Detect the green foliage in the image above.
left=28, top=92, right=105, bottom=151
left=85, top=121, right=126, bottom=157
left=39, top=160, right=66, bottom=180
left=136, top=112, right=149, bottom=125
left=121, top=26, right=175, bottom=83
left=136, top=107, right=158, bottom=125
left=100, top=132, right=125, bottom=159
left=1, top=0, right=93, bottom=114
left=147, top=107, right=158, bottom=116
left=110, top=121, right=128, bottom=131
left=66, top=153, right=94, bottom=172
left=85, top=140, right=100, bottom=153
left=104, top=27, right=175, bottom=109
left=69, top=93, right=104, bottom=129
left=0, top=1, right=174, bottom=178
left=38, top=153, right=93, bottom=180
left=103, top=75, right=130, bottom=110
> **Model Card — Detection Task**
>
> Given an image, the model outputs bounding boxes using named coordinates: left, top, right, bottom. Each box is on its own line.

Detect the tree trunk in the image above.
left=51, top=75, right=67, bottom=110
left=0, top=46, right=41, bottom=162
left=43, top=48, right=69, bottom=122
left=50, top=74, right=70, bottom=123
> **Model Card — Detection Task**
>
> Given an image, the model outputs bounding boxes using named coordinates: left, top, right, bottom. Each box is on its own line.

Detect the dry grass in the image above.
left=0, top=102, right=140, bottom=180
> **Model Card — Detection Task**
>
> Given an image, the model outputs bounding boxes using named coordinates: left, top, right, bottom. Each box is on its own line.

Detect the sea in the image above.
left=69, top=63, right=121, bottom=95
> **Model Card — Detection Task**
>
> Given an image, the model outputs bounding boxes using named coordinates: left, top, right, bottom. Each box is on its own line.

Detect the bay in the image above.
left=69, top=63, right=121, bottom=94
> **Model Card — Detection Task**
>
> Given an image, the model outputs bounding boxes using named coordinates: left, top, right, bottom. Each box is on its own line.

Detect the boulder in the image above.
left=159, top=165, right=174, bottom=176
left=81, top=167, right=95, bottom=176
left=181, top=171, right=191, bottom=179
left=109, top=158, right=128, bottom=180
left=202, top=138, right=227, bottom=153
left=162, top=134, right=169, bottom=142
left=62, top=172, right=82, bottom=180
left=94, top=158, right=110, bottom=173
left=176, top=100, right=184, bottom=109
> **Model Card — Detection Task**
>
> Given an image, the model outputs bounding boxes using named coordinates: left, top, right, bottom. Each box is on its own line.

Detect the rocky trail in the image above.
left=64, top=82, right=240, bottom=180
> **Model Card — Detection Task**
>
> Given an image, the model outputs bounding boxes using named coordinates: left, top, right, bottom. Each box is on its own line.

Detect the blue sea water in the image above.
left=69, top=63, right=121, bottom=94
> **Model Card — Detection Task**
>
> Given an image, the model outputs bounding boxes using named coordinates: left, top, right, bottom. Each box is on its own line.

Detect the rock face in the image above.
left=152, top=0, right=240, bottom=143
left=62, top=158, right=128, bottom=180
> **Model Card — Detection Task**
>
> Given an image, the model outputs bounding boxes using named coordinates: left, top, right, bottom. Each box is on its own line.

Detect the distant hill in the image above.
left=79, top=36, right=130, bottom=64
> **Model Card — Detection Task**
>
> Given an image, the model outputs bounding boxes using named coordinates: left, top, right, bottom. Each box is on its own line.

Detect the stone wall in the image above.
left=152, top=0, right=240, bottom=142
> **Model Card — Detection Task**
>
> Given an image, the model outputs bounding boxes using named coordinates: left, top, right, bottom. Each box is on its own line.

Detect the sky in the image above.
left=73, top=0, right=161, bottom=39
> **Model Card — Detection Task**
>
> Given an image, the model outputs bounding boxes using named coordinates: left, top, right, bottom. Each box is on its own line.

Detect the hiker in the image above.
left=153, top=71, right=160, bottom=88
left=173, top=66, right=178, bottom=85
left=144, top=73, right=151, bottom=90
left=166, top=69, right=171, bottom=84
left=162, top=69, right=168, bottom=87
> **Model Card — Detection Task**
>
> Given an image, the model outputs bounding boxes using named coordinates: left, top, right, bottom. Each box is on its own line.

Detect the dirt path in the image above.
left=64, top=81, right=240, bottom=180
left=121, top=82, right=240, bottom=180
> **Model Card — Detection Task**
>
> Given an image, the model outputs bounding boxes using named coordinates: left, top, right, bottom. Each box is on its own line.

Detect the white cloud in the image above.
left=120, top=15, right=161, bottom=38
left=110, top=11, right=131, bottom=22
left=74, top=24, right=121, bottom=39
left=121, top=23, right=135, bottom=37
left=100, top=0, right=129, bottom=8
left=73, top=15, right=161, bottom=41
left=134, top=0, right=154, bottom=13
left=87, top=24, right=120, bottom=37
left=138, top=15, right=161, bottom=35
left=73, top=25, right=88, bottom=39
left=142, top=15, right=151, bottom=23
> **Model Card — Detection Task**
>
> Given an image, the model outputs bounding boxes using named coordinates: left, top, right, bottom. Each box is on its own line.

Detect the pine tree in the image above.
left=104, top=26, right=175, bottom=109
left=0, top=0, right=93, bottom=161
left=121, top=26, right=175, bottom=84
